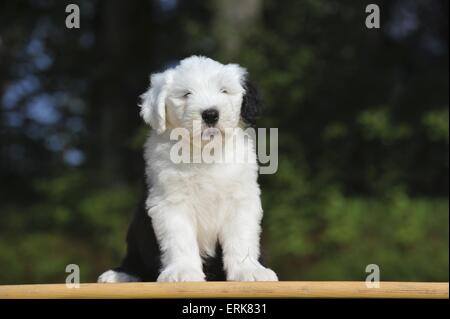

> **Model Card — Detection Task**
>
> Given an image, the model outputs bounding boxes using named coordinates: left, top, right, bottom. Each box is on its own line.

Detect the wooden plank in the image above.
left=0, top=281, right=447, bottom=299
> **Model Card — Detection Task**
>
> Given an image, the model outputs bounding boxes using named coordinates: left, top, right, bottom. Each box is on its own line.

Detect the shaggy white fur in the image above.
left=99, top=56, right=277, bottom=282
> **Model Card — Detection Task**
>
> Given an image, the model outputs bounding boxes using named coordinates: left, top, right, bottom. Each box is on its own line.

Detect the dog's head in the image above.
left=139, top=56, right=261, bottom=137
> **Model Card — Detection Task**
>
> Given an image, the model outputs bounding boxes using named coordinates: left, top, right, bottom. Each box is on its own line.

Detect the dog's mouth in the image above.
left=186, top=119, right=226, bottom=142
left=201, top=123, right=224, bottom=141
left=201, top=125, right=223, bottom=140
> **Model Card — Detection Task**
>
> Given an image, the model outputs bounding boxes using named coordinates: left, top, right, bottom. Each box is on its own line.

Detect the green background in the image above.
left=0, top=0, right=448, bottom=283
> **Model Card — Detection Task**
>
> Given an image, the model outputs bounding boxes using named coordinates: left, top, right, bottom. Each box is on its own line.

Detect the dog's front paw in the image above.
left=227, top=263, right=278, bottom=282
left=157, top=264, right=206, bottom=282
left=97, top=270, right=140, bottom=283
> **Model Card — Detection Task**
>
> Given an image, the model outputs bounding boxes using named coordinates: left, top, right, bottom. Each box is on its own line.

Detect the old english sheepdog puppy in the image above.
left=98, top=56, right=278, bottom=282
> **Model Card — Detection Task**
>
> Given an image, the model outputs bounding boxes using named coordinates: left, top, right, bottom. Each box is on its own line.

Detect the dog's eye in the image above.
left=183, top=92, right=192, bottom=98
left=220, top=88, right=228, bottom=94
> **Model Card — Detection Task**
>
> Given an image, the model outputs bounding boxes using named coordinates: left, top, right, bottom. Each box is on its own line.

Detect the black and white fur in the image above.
left=98, top=56, right=277, bottom=282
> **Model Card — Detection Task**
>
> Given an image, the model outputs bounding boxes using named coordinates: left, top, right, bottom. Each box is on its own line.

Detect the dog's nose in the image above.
left=201, top=108, right=219, bottom=125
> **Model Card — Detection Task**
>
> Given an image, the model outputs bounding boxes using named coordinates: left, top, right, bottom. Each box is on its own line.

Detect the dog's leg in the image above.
left=220, top=198, right=278, bottom=281
left=150, top=205, right=206, bottom=282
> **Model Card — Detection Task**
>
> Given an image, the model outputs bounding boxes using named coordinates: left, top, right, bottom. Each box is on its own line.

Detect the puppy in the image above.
left=98, top=56, right=277, bottom=282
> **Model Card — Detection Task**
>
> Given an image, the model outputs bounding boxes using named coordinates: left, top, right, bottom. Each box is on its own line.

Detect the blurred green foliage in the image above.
left=0, top=172, right=138, bottom=283
left=0, top=0, right=448, bottom=283
left=263, top=167, right=449, bottom=280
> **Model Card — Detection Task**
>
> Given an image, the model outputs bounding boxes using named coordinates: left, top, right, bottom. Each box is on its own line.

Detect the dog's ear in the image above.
left=139, top=69, right=173, bottom=134
left=241, top=77, right=262, bottom=127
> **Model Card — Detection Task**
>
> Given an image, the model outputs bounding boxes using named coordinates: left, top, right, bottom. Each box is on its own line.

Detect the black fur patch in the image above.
left=241, top=79, right=262, bottom=127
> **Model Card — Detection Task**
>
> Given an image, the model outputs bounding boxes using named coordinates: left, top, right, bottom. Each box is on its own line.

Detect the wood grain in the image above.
left=0, top=281, right=447, bottom=299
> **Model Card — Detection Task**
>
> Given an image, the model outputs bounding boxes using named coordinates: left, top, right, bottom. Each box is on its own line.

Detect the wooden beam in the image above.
left=0, top=281, right=448, bottom=299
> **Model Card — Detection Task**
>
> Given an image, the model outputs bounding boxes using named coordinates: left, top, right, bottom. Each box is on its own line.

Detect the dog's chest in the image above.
left=146, top=134, right=258, bottom=257
left=179, top=164, right=244, bottom=256
left=184, top=164, right=238, bottom=216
